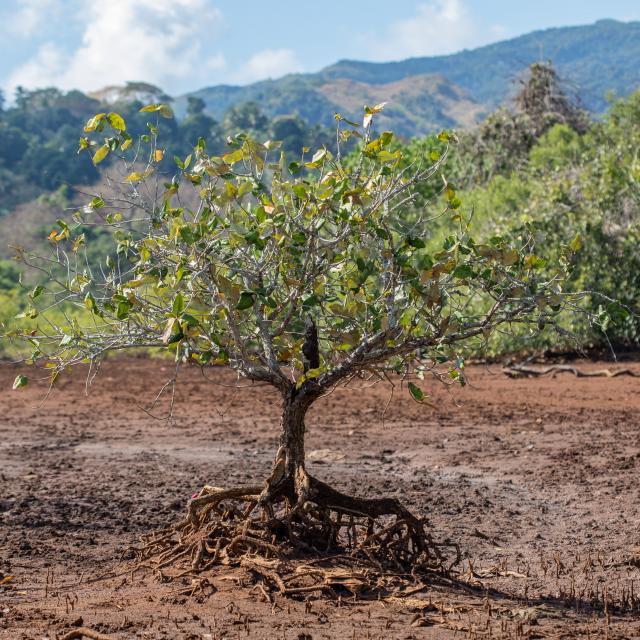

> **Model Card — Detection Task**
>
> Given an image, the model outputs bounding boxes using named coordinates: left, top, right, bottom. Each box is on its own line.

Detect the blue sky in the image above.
left=1, top=0, right=639, bottom=98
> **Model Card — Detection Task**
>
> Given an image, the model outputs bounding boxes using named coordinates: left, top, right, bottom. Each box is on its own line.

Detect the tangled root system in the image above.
left=131, top=480, right=460, bottom=599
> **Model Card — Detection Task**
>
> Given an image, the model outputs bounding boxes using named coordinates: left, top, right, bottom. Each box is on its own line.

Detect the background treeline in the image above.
left=1, top=63, right=639, bottom=357
left=391, top=64, right=640, bottom=353
left=0, top=87, right=332, bottom=215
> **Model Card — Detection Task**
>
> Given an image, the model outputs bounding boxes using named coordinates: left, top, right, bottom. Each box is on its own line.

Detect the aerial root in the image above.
left=130, top=480, right=460, bottom=599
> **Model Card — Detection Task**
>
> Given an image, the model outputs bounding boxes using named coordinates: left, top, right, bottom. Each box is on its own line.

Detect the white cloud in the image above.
left=7, top=0, right=226, bottom=95
left=206, top=53, right=227, bottom=71
left=9, top=0, right=60, bottom=36
left=365, top=0, right=506, bottom=60
left=4, top=42, right=66, bottom=89
left=236, top=49, right=303, bottom=83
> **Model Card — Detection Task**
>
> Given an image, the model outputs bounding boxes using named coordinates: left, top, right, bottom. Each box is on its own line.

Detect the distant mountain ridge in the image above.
left=174, top=19, right=640, bottom=136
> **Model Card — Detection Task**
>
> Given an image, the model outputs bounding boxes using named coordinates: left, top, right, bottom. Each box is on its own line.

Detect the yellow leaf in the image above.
left=225, top=182, right=238, bottom=198
left=84, top=113, right=106, bottom=132
left=107, top=112, right=126, bottom=132
left=162, top=318, right=176, bottom=345
left=124, top=171, right=144, bottom=182
left=139, top=103, right=173, bottom=118
left=92, top=144, right=109, bottom=165
left=569, top=233, right=582, bottom=252
left=125, top=278, right=148, bottom=288
left=154, top=149, right=164, bottom=162
left=222, top=148, right=244, bottom=165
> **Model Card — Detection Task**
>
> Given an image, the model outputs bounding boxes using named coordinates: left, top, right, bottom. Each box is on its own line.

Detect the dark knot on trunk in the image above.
left=302, top=316, right=320, bottom=373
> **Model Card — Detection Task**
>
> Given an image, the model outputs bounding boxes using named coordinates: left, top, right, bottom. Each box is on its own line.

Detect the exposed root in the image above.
left=504, top=364, right=639, bottom=378
left=59, top=628, right=114, bottom=640
left=131, top=477, right=459, bottom=600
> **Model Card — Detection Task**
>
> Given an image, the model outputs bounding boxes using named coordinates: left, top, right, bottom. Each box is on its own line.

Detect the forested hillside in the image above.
left=184, top=20, right=640, bottom=131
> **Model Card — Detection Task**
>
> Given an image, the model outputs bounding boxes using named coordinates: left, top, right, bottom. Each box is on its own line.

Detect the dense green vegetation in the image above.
left=395, top=64, right=639, bottom=352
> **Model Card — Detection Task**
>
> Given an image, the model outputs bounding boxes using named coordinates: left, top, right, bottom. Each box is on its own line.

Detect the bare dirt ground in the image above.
left=1, top=357, right=639, bottom=639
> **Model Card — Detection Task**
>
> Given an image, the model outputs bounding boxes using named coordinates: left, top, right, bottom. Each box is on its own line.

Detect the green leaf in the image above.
left=167, top=329, right=184, bottom=344
left=172, top=292, right=185, bottom=316
left=453, top=264, right=474, bottom=279
left=408, top=382, right=424, bottom=403
left=524, top=254, right=546, bottom=269
left=181, top=314, right=200, bottom=328
left=236, top=291, right=255, bottom=311
left=292, top=184, right=308, bottom=199
left=116, top=300, right=132, bottom=320
left=12, top=375, right=28, bottom=390
left=407, top=236, right=426, bottom=249
left=302, top=294, right=321, bottom=308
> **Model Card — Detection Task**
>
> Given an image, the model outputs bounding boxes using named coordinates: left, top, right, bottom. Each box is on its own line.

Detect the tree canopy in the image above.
left=10, top=101, right=584, bottom=399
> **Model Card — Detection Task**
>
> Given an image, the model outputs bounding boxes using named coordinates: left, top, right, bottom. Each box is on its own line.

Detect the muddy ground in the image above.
left=1, top=358, right=639, bottom=639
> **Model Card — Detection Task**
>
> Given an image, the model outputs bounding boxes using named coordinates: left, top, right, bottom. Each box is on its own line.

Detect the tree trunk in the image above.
left=260, top=384, right=316, bottom=506
left=259, top=383, right=424, bottom=537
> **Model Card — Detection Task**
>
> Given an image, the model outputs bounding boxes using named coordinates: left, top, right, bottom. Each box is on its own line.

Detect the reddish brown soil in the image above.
left=1, top=358, right=639, bottom=639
